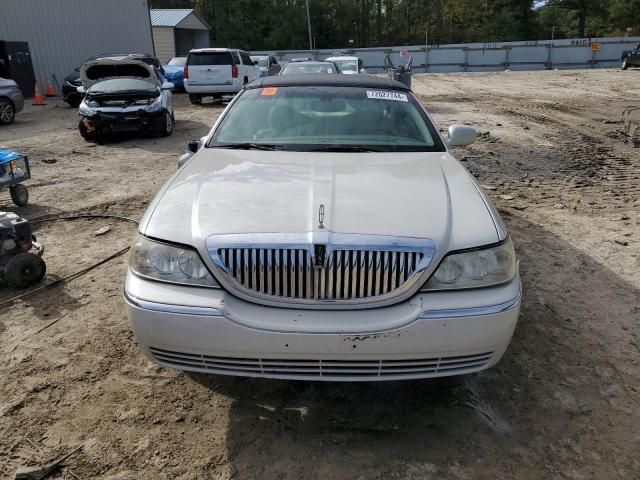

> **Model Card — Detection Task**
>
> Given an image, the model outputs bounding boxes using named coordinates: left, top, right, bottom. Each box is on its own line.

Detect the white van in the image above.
left=184, top=48, right=260, bottom=104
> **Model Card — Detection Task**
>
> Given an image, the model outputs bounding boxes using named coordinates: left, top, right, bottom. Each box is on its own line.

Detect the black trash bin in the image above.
left=385, top=54, right=412, bottom=89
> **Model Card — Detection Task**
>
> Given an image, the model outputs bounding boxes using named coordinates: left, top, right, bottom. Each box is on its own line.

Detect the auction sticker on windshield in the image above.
left=366, top=90, right=408, bottom=102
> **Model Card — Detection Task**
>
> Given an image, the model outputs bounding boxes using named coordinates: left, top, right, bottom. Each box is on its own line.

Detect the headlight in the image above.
left=78, top=102, right=95, bottom=115
left=146, top=98, right=163, bottom=113
left=421, top=238, right=516, bottom=291
left=129, top=235, right=219, bottom=288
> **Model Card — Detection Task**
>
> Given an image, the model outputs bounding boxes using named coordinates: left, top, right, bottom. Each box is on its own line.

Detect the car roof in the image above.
left=284, top=61, right=334, bottom=66
left=325, top=56, right=359, bottom=61
left=94, top=53, right=157, bottom=64
left=189, top=48, right=242, bottom=53
left=246, top=74, right=410, bottom=91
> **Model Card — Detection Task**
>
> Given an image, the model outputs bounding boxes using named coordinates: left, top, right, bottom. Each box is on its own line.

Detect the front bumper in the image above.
left=80, top=108, right=164, bottom=134
left=124, top=271, right=521, bottom=381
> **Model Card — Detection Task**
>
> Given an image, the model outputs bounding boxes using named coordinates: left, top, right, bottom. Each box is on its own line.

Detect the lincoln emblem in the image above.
left=318, top=204, right=325, bottom=229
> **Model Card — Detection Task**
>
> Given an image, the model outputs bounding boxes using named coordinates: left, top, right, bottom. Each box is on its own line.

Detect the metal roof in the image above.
left=247, top=74, right=410, bottom=91
left=150, top=9, right=209, bottom=29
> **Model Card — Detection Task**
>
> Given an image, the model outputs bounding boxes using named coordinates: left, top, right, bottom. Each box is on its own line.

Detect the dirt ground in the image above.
left=1, top=69, right=639, bottom=480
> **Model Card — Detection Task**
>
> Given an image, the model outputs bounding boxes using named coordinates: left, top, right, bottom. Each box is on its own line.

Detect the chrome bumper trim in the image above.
left=124, top=291, right=224, bottom=317
left=419, top=290, right=521, bottom=319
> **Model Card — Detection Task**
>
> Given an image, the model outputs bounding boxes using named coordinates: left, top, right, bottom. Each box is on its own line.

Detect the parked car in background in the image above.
left=62, top=53, right=163, bottom=107
left=279, top=61, right=341, bottom=75
left=325, top=56, right=367, bottom=75
left=250, top=55, right=281, bottom=77
left=621, top=46, right=640, bottom=70
left=184, top=48, right=260, bottom=105
left=125, top=74, right=521, bottom=382
left=162, top=57, right=186, bottom=89
left=77, top=58, right=174, bottom=141
left=0, top=77, right=23, bottom=125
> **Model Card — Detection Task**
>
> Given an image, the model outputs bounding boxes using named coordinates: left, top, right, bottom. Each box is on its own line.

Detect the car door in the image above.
left=269, top=56, right=281, bottom=76
left=240, top=51, right=259, bottom=82
left=186, top=51, right=234, bottom=86
left=359, top=59, right=368, bottom=74
left=155, top=68, right=172, bottom=113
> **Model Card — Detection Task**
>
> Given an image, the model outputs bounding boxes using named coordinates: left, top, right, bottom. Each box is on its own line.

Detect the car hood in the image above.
left=162, top=65, right=183, bottom=74
left=141, top=150, right=502, bottom=255
left=0, top=77, right=18, bottom=88
left=80, top=59, right=159, bottom=87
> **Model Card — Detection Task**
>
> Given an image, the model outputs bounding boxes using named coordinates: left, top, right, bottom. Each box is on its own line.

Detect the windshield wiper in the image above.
left=308, top=145, right=383, bottom=152
left=213, top=143, right=284, bottom=151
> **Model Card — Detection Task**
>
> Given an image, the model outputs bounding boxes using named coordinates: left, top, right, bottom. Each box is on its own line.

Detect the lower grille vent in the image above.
left=150, top=347, right=493, bottom=380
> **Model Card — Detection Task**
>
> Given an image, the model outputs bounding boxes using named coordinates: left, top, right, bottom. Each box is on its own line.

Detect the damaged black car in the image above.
left=77, top=59, right=174, bottom=141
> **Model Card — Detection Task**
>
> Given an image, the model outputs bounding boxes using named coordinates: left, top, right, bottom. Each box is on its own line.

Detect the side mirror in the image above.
left=447, top=125, right=476, bottom=147
left=253, top=60, right=259, bottom=65
left=76, top=85, right=86, bottom=94
left=359, top=68, right=366, bottom=74
left=162, top=82, right=174, bottom=90
left=188, top=140, right=200, bottom=153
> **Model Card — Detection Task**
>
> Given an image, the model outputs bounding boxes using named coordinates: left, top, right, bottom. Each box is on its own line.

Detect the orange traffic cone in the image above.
left=32, top=84, right=46, bottom=106
left=45, top=80, right=56, bottom=97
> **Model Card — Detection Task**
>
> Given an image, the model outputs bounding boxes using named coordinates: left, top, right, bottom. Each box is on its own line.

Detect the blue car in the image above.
left=162, top=57, right=186, bottom=89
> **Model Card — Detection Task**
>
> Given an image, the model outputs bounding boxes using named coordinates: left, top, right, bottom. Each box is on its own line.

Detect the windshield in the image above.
left=168, top=57, right=186, bottom=66
left=88, top=78, right=158, bottom=95
left=251, top=56, right=269, bottom=68
left=209, top=86, right=444, bottom=152
left=334, top=59, right=358, bottom=71
left=188, top=52, right=233, bottom=65
left=281, top=63, right=336, bottom=75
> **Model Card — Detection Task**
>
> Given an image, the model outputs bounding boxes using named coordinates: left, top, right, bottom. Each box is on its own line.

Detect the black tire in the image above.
left=189, top=93, right=202, bottom=105
left=622, top=58, right=629, bottom=70
left=243, top=77, right=248, bottom=86
left=66, top=98, right=81, bottom=108
left=0, top=98, right=15, bottom=125
left=161, top=110, right=173, bottom=137
left=79, top=120, right=97, bottom=141
left=4, top=253, right=46, bottom=289
left=9, top=184, right=28, bottom=207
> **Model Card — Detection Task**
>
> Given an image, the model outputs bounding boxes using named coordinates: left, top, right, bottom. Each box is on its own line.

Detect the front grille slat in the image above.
left=243, top=249, right=249, bottom=288
left=282, top=249, right=289, bottom=297
left=335, top=250, right=343, bottom=300
left=216, top=245, right=425, bottom=302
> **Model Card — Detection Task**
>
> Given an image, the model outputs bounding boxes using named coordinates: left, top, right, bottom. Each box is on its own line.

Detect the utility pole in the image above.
left=425, top=28, right=428, bottom=73
left=306, top=0, right=313, bottom=53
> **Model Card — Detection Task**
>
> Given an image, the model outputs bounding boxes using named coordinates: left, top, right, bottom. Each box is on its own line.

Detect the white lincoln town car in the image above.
left=124, top=75, right=521, bottom=381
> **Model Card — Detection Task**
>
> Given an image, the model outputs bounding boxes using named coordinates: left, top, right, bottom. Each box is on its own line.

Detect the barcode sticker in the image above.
left=366, top=90, right=408, bottom=102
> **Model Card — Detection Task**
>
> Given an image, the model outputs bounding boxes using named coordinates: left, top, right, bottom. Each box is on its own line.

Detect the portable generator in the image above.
left=0, top=211, right=45, bottom=288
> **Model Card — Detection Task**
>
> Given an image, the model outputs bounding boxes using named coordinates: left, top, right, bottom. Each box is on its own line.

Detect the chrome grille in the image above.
left=150, top=347, right=493, bottom=380
left=218, top=248, right=423, bottom=300
left=207, top=233, right=436, bottom=307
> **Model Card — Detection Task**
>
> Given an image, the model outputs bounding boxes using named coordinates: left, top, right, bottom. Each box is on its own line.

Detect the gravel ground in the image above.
left=0, top=70, right=639, bottom=480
